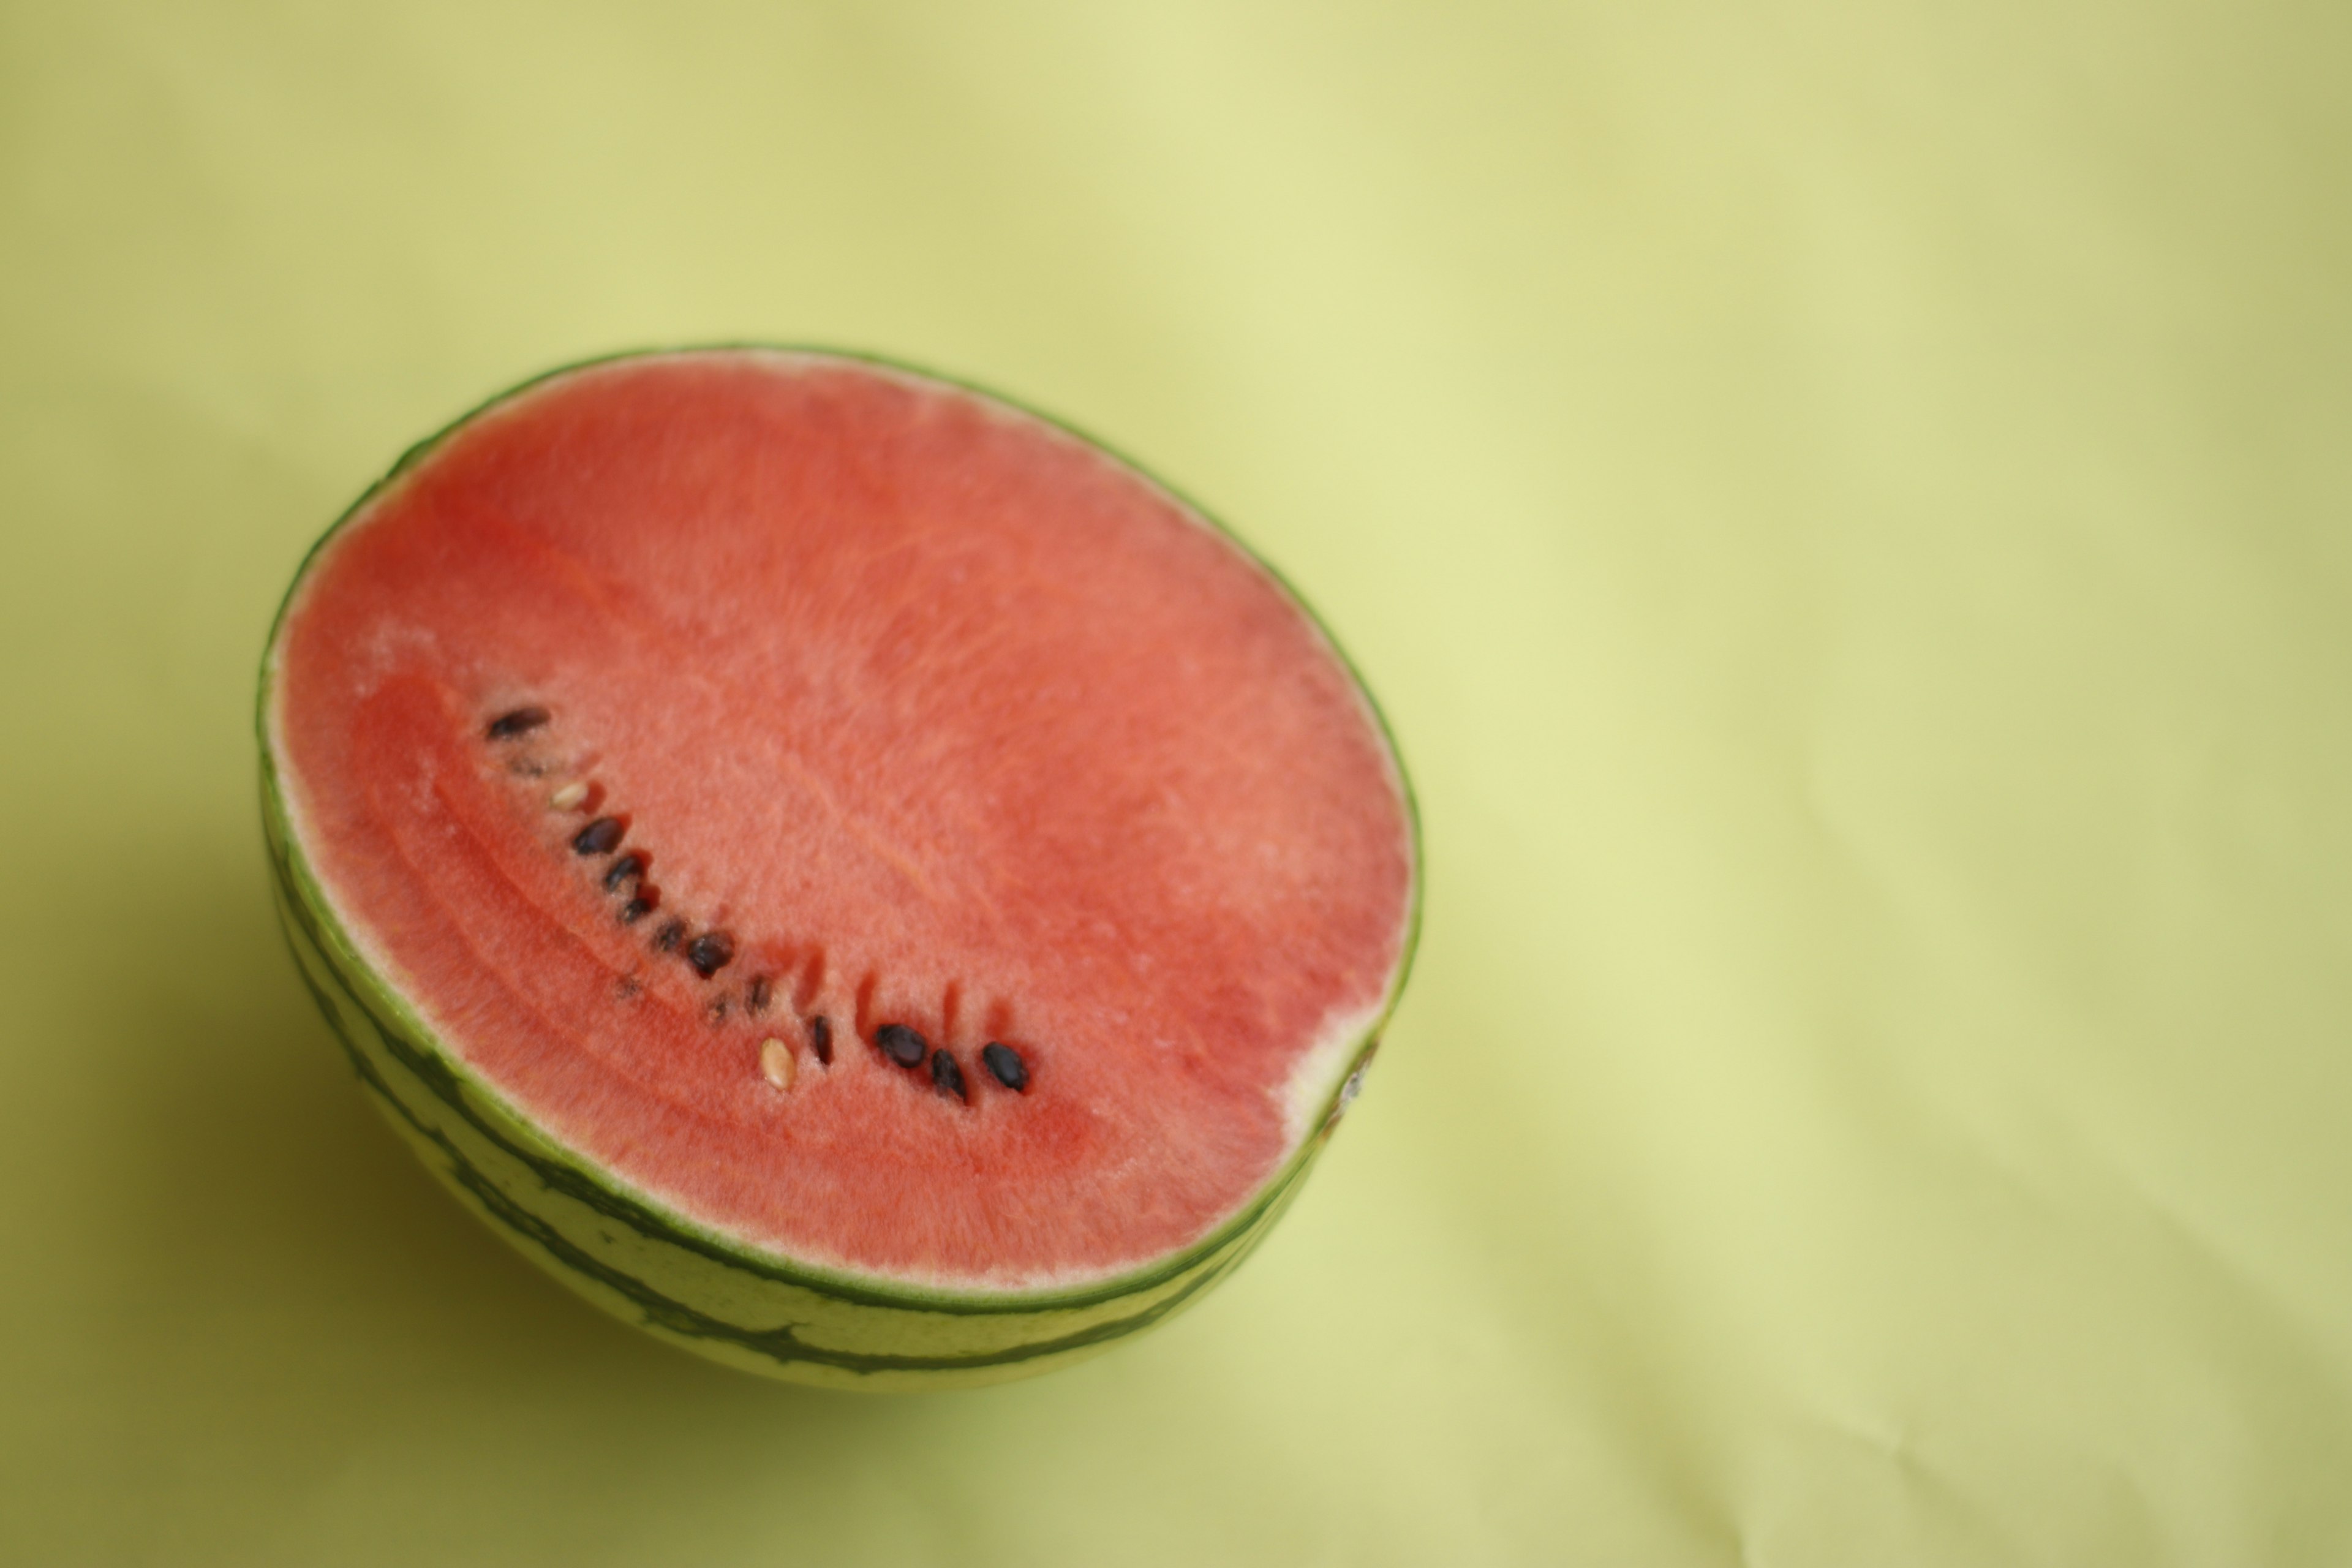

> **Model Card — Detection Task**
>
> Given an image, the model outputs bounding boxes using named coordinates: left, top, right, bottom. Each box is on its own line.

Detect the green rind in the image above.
left=255, top=345, right=1422, bottom=1388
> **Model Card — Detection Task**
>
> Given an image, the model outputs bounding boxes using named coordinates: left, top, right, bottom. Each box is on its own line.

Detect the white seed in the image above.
left=548, top=781, right=589, bottom=810
left=760, top=1038, right=795, bottom=1090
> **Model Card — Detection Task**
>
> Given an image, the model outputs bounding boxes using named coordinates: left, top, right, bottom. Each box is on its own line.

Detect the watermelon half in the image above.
left=259, top=348, right=1419, bottom=1389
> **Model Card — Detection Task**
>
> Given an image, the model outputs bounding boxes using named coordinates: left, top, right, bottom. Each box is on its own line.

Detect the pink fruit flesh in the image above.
left=268, top=351, right=1414, bottom=1290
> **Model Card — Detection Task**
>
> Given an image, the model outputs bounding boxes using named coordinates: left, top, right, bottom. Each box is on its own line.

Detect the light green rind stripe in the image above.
left=253, top=345, right=1419, bottom=1389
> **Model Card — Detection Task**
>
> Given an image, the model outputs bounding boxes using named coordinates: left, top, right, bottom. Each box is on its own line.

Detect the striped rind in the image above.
left=265, top=773, right=1352, bottom=1388
left=254, top=345, right=1420, bottom=1389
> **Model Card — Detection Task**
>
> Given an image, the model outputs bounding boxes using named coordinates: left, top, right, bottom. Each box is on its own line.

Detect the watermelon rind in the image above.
left=257, top=345, right=1422, bottom=1389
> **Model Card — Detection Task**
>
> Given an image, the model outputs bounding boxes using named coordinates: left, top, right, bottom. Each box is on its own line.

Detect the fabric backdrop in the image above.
left=2, top=3, right=2346, bottom=1562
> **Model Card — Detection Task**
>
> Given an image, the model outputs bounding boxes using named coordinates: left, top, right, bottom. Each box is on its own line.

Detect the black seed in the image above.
left=930, top=1049, right=968, bottom=1102
left=614, top=976, right=641, bottom=1000
left=981, top=1042, right=1029, bottom=1092
left=572, top=816, right=624, bottom=856
left=685, top=930, right=735, bottom=978
left=747, top=975, right=772, bottom=1014
left=486, top=706, right=549, bottom=740
left=707, top=996, right=731, bottom=1024
left=810, top=1015, right=833, bottom=1065
left=602, top=852, right=646, bottom=892
left=619, top=897, right=653, bottom=925
left=875, top=1023, right=927, bottom=1068
left=652, top=919, right=685, bottom=953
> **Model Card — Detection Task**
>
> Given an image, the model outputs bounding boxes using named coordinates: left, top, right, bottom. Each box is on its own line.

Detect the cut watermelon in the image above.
left=260, top=348, right=1419, bottom=1388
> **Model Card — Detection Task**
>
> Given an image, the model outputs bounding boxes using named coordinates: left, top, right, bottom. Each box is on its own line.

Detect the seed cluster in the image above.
left=484, top=704, right=1035, bottom=1108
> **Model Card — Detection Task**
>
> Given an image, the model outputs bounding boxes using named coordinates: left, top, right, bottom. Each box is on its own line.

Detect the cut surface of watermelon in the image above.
left=262, top=348, right=1417, bottom=1379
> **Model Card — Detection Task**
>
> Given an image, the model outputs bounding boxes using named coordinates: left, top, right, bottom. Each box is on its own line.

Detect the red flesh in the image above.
left=270, top=352, right=1412, bottom=1289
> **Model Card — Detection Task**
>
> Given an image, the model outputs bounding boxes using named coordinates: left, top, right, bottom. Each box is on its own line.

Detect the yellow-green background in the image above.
left=4, top=2, right=2347, bottom=1562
